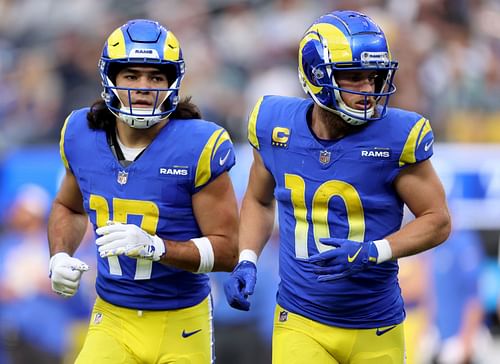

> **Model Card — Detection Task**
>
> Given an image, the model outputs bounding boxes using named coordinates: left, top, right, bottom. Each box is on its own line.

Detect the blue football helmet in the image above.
left=298, top=10, right=398, bottom=125
left=99, top=19, right=185, bottom=128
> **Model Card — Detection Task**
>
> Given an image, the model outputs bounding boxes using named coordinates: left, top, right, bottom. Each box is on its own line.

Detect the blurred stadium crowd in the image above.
left=1, top=0, right=500, bottom=147
left=1, top=0, right=500, bottom=363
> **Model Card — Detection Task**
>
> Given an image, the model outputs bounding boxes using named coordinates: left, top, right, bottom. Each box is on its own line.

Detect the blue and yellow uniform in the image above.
left=60, top=107, right=235, bottom=363
left=61, top=107, right=235, bottom=310
left=249, top=95, right=434, bottom=362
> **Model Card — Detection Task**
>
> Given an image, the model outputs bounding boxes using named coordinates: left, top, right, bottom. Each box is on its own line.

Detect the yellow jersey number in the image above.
left=89, top=194, right=160, bottom=280
left=284, top=174, right=365, bottom=258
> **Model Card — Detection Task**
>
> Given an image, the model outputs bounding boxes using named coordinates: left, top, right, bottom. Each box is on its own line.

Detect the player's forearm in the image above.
left=239, top=193, right=276, bottom=258
left=162, top=234, right=237, bottom=272
left=385, top=208, right=451, bottom=259
left=48, top=200, right=88, bottom=256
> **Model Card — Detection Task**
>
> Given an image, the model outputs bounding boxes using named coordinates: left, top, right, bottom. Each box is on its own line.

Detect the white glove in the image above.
left=49, top=252, right=89, bottom=297
left=96, top=221, right=165, bottom=261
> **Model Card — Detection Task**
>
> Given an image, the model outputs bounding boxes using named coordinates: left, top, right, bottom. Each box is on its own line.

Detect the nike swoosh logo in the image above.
left=347, top=246, right=363, bottom=263
left=424, top=139, right=434, bottom=151
left=219, top=150, right=231, bottom=166
left=376, top=325, right=397, bottom=336
left=182, top=329, right=202, bottom=338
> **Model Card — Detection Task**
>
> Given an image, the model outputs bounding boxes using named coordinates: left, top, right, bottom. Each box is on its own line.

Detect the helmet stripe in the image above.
left=164, top=31, right=181, bottom=61
left=298, top=23, right=351, bottom=95
left=106, top=28, right=127, bottom=59
left=314, top=23, right=352, bottom=63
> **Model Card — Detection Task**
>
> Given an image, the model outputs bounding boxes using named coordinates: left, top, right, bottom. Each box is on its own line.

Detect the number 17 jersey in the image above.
left=60, top=108, right=235, bottom=311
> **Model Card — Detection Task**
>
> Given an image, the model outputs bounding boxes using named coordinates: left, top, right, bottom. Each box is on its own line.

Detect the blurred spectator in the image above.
left=0, top=48, right=62, bottom=150
left=0, top=184, right=94, bottom=364
left=429, top=229, right=491, bottom=364
left=210, top=235, right=279, bottom=364
left=400, top=228, right=494, bottom=364
left=399, top=253, right=434, bottom=364
left=0, top=0, right=499, bottom=145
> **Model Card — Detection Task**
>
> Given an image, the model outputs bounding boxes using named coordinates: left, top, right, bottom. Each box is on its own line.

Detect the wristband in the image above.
left=373, top=239, right=392, bottom=263
left=238, top=249, right=258, bottom=265
left=192, top=237, right=214, bottom=273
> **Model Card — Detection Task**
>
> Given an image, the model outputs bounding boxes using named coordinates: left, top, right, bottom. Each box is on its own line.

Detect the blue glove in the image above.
left=308, top=238, right=378, bottom=281
left=224, top=261, right=257, bottom=311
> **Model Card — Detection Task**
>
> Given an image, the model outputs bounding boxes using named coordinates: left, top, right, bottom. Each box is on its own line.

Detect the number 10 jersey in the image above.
left=248, top=95, right=434, bottom=328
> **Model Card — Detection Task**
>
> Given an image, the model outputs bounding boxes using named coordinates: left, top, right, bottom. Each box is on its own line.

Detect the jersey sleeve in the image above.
left=247, top=96, right=265, bottom=151
left=59, top=110, right=79, bottom=172
left=246, top=95, right=279, bottom=175
left=246, top=95, right=298, bottom=175
left=193, top=128, right=235, bottom=192
left=398, top=117, right=434, bottom=167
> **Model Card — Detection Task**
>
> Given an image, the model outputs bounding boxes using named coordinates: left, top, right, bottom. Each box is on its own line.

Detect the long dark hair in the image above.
left=86, top=96, right=203, bottom=131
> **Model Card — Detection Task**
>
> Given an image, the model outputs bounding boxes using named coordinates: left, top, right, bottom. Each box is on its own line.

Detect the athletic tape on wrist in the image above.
left=238, top=249, right=258, bottom=265
left=374, top=239, right=392, bottom=264
left=192, top=237, right=214, bottom=273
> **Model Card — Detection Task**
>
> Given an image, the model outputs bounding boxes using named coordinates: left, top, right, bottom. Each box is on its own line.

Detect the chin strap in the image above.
left=117, top=106, right=165, bottom=129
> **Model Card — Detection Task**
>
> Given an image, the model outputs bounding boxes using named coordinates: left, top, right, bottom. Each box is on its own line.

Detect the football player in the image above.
left=48, top=19, right=239, bottom=363
left=224, top=10, right=451, bottom=363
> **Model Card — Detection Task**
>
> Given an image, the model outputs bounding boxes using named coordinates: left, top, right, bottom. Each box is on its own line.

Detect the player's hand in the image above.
left=224, top=261, right=257, bottom=311
left=308, top=238, right=378, bottom=281
left=49, top=252, right=89, bottom=297
left=96, top=221, right=165, bottom=261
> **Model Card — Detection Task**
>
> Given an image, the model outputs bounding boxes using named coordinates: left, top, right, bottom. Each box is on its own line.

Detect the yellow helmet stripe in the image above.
left=164, top=31, right=181, bottom=61
left=399, top=117, right=427, bottom=167
left=298, top=23, right=352, bottom=94
left=59, top=112, right=74, bottom=170
left=248, top=96, right=264, bottom=150
left=195, top=129, right=225, bottom=188
left=106, top=28, right=127, bottom=59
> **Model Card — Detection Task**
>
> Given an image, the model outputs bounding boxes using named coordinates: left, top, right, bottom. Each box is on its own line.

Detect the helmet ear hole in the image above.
left=107, top=63, right=122, bottom=84
left=163, top=64, right=178, bottom=86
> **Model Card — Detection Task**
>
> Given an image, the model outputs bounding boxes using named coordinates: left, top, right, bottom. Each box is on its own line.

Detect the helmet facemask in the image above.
left=101, top=62, right=184, bottom=129
left=328, top=58, right=397, bottom=125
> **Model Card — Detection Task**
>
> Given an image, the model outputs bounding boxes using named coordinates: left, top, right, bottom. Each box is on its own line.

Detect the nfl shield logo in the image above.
left=279, top=310, right=288, bottom=322
left=319, top=150, right=331, bottom=164
left=117, top=170, right=128, bottom=185
left=93, top=312, right=103, bottom=325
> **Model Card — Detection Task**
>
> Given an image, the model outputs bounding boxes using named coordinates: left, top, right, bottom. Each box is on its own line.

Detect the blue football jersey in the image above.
left=248, top=96, right=434, bottom=328
left=60, top=108, right=235, bottom=310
